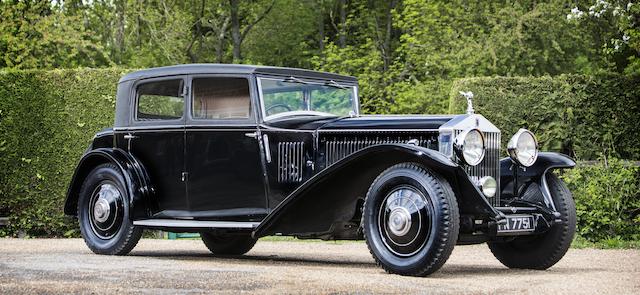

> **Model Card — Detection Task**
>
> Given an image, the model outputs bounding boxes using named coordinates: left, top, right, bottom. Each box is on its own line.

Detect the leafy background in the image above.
left=0, top=69, right=638, bottom=243
left=0, top=0, right=639, bottom=242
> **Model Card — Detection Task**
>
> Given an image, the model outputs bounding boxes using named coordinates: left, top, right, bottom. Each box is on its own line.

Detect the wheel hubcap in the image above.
left=88, top=182, right=123, bottom=239
left=377, top=185, right=433, bottom=257
left=388, top=207, right=412, bottom=236
left=93, top=198, right=111, bottom=223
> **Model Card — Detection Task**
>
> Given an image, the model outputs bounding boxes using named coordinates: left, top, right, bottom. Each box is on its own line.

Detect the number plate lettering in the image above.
left=498, top=215, right=535, bottom=233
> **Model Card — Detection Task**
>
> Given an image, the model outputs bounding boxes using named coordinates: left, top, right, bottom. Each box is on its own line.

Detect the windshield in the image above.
left=259, top=77, right=357, bottom=120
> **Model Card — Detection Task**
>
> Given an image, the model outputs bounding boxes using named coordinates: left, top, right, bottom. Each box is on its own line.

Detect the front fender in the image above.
left=500, top=152, right=575, bottom=211
left=253, top=144, right=500, bottom=238
left=64, top=148, right=153, bottom=219
left=500, top=152, right=576, bottom=187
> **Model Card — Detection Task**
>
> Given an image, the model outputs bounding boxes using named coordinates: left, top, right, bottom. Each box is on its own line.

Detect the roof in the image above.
left=118, top=64, right=358, bottom=83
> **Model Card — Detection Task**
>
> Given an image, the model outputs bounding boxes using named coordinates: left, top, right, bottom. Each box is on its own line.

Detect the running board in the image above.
left=133, top=219, right=259, bottom=229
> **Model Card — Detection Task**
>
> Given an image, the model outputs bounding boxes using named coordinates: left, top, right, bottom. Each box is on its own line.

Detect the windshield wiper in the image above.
left=324, top=80, right=347, bottom=89
left=282, top=76, right=308, bottom=84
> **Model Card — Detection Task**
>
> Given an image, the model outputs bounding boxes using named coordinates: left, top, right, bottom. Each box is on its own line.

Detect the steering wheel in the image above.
left=266, top=104, right=292, bottom=115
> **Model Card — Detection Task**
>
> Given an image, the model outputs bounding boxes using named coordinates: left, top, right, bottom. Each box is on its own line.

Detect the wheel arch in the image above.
left=64, top=148, right=153, bottom=219
left=253, top=144, right=498, bottom=238
left=499, top=152, right=576, bottom=195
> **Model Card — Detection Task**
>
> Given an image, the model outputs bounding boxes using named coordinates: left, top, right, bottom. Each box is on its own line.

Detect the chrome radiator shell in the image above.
left=439, top=114, right=502, bottom=206
left=452, top=130, right=501, bottom=206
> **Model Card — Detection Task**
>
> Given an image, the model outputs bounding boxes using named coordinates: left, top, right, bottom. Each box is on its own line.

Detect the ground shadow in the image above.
left=129, top=250, right=605, bottom=277
left=131, top=250, right=374, bottom=268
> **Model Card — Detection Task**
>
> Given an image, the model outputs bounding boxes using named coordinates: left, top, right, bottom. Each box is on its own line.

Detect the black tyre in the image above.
left=362, top=163, right=459, bottom=276
left=488, top=173, right=576, bottom=269
left=201, top=232, right=257, bottom=255
left=78, top=163, right=142, bottom=255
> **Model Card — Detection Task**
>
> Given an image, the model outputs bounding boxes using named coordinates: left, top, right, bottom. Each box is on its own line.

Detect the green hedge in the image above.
left=0, top=69, right=127, bottom=237
left=449, top=74, right=640, bottom=160
left=563, top=158, right=640, bottom=242
left=1, top=69, right=638, bottom=242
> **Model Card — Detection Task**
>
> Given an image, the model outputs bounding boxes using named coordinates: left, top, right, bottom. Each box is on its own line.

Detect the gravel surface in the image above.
left=0, top=238, right=638, bottom=294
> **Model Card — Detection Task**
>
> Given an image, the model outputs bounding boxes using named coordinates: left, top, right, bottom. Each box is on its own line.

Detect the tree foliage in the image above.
left=1, top=0, right=636, bottom=115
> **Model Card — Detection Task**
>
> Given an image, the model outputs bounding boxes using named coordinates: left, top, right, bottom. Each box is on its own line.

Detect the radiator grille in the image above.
left=278, top=142, right=305, bottom=183
left=323, top=133, right=438, bottom=167
left=454, top=130, right=501, bottom=206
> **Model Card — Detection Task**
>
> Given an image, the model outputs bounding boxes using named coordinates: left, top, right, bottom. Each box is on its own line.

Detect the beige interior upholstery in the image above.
left=193, top=78, right=251, bottom=119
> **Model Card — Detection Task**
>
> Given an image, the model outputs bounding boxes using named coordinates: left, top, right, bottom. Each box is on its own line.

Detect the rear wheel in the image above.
left=488, top=173, right=576, bottom=269
left=78, top=163, right=142, bottom=255
left=201, top=232, right=257, bottom=255
left=362, top=163, right=459, bottom=276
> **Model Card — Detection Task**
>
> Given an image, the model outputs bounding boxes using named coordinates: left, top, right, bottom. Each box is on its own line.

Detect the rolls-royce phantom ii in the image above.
left=64, top=64, right=576, bottom=276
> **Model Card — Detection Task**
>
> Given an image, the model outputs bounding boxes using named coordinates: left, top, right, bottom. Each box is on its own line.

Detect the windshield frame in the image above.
left=256, top=76, right=359, bottom=122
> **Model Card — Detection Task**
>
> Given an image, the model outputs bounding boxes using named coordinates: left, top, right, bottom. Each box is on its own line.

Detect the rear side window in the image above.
left=192, top=77, right=251, bottom=120
left=136, top=79, right=184, bottom=121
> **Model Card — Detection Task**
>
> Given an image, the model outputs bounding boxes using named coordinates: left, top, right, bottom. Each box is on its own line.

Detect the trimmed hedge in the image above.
left=563, top=158, right=640, bottom=242
left=0, top=69, right=127, bottom=237
left=449, top=74, right=640, bottom=160
left=1, top=69, right=638, bottom=242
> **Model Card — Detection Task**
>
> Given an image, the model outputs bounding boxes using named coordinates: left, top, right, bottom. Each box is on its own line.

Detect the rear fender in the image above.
left=64, top=148, right=153, bottom=219
left=253, top=144, right=500, bottom=238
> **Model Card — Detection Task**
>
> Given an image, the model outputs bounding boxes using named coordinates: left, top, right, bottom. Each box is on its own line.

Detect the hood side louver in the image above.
left=278, top=142, right=305, bottom=183
left=322, top=132, right=439, bottom=167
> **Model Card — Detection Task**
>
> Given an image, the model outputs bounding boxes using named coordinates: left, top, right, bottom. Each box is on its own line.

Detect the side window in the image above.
left=192, top=77, right=251, bottom=120
left=136, top=79, right=184, bottom=121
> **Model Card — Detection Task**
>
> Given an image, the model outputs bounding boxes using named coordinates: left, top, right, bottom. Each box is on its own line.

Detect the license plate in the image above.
left=498, top=215, right=535, bottom=234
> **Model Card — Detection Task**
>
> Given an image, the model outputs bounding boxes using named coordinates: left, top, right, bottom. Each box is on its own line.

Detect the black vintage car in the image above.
left=64, top=64, right=576, bottom=276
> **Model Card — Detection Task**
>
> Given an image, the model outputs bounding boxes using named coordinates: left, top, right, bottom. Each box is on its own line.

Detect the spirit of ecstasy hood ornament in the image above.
left=459, top=91, right=475, bottom=115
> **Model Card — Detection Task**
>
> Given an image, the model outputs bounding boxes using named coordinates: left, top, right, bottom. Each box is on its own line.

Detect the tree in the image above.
left=567, top=0, right=640, bottom=74
left=229, top=0, right=275, bottom=62
left=0, top=0, right=111, bottom=69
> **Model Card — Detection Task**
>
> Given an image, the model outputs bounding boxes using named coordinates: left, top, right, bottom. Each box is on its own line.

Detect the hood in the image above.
left=320, top=115, right=455, bottom=131
left=264, top=115, right=455, bottom=131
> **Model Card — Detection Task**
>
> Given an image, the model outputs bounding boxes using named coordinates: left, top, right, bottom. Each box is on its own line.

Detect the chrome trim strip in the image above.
left=318, top=129, right=439, bottom=133
left=114, top=126, right=256, bottom=132
left=133, top=219, right=259, bottom=229
left=259, top=125, right=316, bottom=133
left=185, top=128, right=256, bottom=132
left=114, top=126, right=183, bottom=131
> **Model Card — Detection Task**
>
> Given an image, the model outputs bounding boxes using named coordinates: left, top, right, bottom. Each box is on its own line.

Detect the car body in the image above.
left=65, top=64, right=577, bottom=276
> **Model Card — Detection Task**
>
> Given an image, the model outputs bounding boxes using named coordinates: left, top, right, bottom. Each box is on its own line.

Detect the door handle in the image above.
left=244, top=132, right=257, bottom=138
left=181, top=172, right=189, bottom=182
left=124, top=134, right=138, bottom=140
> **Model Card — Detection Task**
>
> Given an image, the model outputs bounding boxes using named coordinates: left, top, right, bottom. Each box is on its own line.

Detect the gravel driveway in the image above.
left=0, top=238, right=638, bottom=294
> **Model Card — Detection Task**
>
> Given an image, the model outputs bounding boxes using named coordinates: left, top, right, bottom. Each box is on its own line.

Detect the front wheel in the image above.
left=78, top=163, right=142, bottom=255
left=488, top=173, right=576, bottom=269
left=362, top=163, right=459, bottom=276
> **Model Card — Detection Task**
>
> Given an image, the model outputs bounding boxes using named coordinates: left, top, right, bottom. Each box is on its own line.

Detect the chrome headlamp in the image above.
left=507, top=129, right=538, bottom=167
left=454, top=129, right=485, bottom=166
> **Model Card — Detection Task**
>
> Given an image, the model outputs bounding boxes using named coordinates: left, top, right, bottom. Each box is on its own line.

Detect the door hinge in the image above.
left=181, top=172, right=189, bottom=182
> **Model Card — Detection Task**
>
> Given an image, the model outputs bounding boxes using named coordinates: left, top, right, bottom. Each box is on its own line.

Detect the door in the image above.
left=185, top=76, right=266, bottom=221
left=119, top=77, right=187, bottom=215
